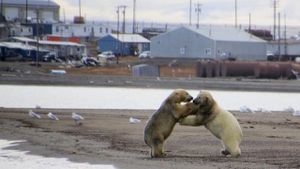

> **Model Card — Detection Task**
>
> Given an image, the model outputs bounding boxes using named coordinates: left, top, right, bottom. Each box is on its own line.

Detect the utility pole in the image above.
left=1, top=0, right=3, bottom=17
left=248, top=13, right=251, bottom=31
left=195, top=2, right=202, bottom=29
left=63, top=8, right=66, bottom=23
left=132, top=0, right=136, bottom=33
left=25, top=0, right=28, bottom=23
left=284, top=13, right=287, bottom=57
left=235, top=0, right=237, bottom=28
left=273, top=0, right=279, bottom=40
left=121, top=5, right=127, bottom=34
left=79, top=0, right=82, bottom=17
left=189, top=0, right=192, bottom=26
left=36, top=8, right=40, bottom=67
left=116, top=6, right=120, bottom=63
left=278, top=12, right=281, bottom=60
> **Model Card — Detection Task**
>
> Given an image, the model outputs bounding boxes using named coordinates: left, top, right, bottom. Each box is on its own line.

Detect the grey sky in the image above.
left=53, top=0, right=300, bottom=26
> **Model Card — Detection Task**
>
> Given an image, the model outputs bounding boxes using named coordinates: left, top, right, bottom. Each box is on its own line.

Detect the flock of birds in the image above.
left=28, top=105, right=299, bottom=126
left=28, top=110, right=85, bottom=125
left=239, top=106, right=300, bottom=116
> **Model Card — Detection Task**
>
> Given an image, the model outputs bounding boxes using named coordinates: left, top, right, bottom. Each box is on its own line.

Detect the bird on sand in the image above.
left=72, top=112, right=84, bottom=125
left=47, top=112, right=59, bottom=121
left=239, top=106, right=254, bottom=113
left=28, top=110, right=41, bottom=119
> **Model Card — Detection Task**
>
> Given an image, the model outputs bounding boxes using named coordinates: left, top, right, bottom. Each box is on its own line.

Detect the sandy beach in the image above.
left=0, top=108, right=300, bottom=169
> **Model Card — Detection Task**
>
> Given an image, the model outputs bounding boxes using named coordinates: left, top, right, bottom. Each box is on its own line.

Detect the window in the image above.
left=65, top=26, right=69, bottom=29
left=84, top=27, right=86, bottom=32
left=105, top=28, right=108, bottom=33
left=205, top=48, right=212, bottom=55
left=180, top=47, right=185, bottom=55
left=56, top=26, right=59, bottom=32
left=28, top=28, right=31, bottom=32
left=99, top=27, right=102, bottom=33
left=20, top=28, right=23, bottom=32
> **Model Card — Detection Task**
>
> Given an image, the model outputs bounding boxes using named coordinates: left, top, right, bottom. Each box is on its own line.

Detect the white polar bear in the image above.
left=180, top=91, right=243, bottom=157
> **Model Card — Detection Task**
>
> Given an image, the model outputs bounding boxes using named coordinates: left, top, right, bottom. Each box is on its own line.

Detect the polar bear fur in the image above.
left=144, top=89, right=194, bottom=158
left=180, top=91, right=243, bottom=157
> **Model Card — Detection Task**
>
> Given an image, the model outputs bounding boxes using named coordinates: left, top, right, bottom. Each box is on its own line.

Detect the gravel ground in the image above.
left=0, top=108, right=300, bottom=169
left=1, top=62, right=300, bottom=92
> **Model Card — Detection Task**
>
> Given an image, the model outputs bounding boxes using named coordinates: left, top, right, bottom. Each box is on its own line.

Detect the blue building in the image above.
left=98, top=34, right=150, bottom=56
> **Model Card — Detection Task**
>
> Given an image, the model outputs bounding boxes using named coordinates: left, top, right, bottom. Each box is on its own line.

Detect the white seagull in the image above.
left=72, top=112, right=84, bottom=125
left=293, top=110, right=300, bottom=117
left=129, top=117, right=141, bottom=124
left=47, top=112, right=59, bottom=121
left=256, top=108, right=271, bottom=113
left=28, top=110, right=41, bottom=119
left=284, top=107, right=295, bottom=114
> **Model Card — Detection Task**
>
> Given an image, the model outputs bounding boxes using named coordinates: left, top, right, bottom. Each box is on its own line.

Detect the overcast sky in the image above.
left=53, top=0, right=300, bottom=26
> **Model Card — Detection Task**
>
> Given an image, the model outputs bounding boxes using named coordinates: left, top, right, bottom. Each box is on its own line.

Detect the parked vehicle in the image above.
left=81, top=56, right=99, bottom=66
left=138, top=51, right=151, bottom=59
left=43, top=51, right=59, bottom=62
left=97, top=51, right=115, bottom=60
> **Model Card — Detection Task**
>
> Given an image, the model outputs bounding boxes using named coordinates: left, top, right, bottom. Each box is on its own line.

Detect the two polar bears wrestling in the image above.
left=144, top=89, right=242, bottom=158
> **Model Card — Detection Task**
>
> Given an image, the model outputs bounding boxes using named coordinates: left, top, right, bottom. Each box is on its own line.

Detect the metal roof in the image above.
left=109, top=34, right=150, bottom=43
left=2, top=0, right=59, bottom=7
left=0, top=42, right=48, bottom=51
left=13, top=37, right=85, bottom=47
left=184, top=26, right=266, bottom=43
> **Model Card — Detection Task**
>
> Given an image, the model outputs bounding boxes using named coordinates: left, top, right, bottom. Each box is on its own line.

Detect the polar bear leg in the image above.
left=151, top=139, right=165, bottom=158
left=223, top=141, right=241, bottom=157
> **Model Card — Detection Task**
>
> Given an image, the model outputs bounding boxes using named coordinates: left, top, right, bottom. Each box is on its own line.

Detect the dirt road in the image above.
left=0, top=108, right=300, bottom=169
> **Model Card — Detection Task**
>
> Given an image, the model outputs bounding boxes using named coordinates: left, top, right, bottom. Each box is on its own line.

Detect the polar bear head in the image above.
left=192, top=90, right=215, bottom=114
left=166, top=89, right=193, bottom=104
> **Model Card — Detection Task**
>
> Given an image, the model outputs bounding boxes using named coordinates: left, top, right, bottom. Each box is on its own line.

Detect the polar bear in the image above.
left=180, top=91, right=243, bottom=157
left=144, top=89, right=194, bottom=158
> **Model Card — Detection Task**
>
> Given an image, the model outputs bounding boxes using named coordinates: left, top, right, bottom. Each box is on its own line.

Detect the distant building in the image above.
left=132, top=64, right=159, bottom=77
left=246, top=29, right=273, bottom=41
left=51, top=23, right=113, bottom=39
left=151, top=26, right=267, bottom=61
left=99, top=34, right=150, bottom=56
left=141, top=27, right=166, bottom=40
left=267, top=40, right=300, bottom=60
left=0, top=16, right=9, bottom=38
left=1, top=0, right=60, bottom=23
left=13, top=37, right=86, bottom=59
left=0, top=42, right=48, bottom=61
left=9, top=23, right=33, bottom=37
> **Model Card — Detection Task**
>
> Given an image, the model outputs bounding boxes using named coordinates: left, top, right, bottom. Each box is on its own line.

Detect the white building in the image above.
left=267, top=40, right=300, bottom=58
left=9, top=23, right=33, bottom=37
left=1, top=0, right=60, bottom=22
left=13, top=37, right=86, bottom=59
left=52, top=23, right=113, bottom=38
left=151, top=26, right=267, bottom=61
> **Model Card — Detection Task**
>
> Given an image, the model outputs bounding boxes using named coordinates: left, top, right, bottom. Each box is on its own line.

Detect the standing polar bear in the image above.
left=180, top=91, right=243, bottom=157
left=144, top=89, right=194, bottom=158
